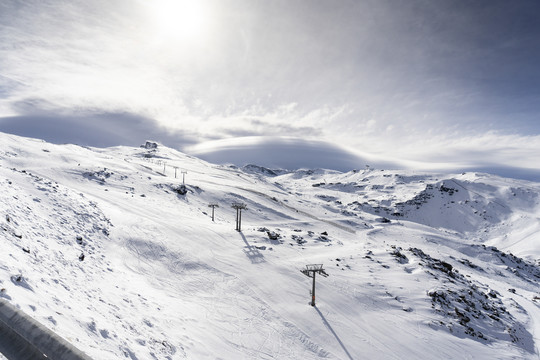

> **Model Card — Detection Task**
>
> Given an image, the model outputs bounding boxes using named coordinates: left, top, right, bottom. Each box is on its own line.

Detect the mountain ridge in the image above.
left=0, top=131, right=539, bottom=359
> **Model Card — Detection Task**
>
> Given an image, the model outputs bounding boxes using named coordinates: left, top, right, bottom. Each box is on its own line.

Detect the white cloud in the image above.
left=0, top=0, right=539, bottom=180
left=187, top=136, right=396, bottom=171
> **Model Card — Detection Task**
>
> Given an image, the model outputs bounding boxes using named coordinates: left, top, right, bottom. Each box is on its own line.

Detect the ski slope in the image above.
left=1, top=132, right=539, bottom=359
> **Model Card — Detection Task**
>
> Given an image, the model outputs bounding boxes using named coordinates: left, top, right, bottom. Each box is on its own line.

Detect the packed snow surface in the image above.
left=1, top=132, right=539, bottom=359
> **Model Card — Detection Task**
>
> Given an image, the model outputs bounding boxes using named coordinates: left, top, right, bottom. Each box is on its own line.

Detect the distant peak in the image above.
left=242, top=164, right=284, bottom=177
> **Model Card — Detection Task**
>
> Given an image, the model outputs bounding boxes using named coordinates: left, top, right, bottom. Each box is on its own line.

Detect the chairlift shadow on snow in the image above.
left=239, top=232, right=265, bottom=264
left=314, top=306, right=354, bottom=360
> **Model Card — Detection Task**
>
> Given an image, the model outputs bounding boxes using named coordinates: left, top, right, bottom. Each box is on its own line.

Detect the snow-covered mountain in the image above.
left=0, top=132, right=539, bottom=359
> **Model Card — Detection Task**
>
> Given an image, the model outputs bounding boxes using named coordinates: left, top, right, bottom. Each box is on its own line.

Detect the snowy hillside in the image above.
left=1, top=132, right=539, bottom=359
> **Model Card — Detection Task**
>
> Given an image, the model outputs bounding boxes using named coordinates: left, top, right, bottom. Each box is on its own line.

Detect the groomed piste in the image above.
left=0, top=132, right=539, bottom=359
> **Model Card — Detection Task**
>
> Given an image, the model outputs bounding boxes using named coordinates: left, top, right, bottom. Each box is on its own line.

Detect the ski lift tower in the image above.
left=181, top=170, right=187, bottom=184
left=208, top=203, right=219, bottom=221
left=300, top=264, right=329, bottom=306
left=231, top=202, right=247, bottom=231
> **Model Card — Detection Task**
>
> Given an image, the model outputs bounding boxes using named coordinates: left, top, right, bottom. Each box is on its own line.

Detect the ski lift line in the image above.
left=134, top=158, right=355, bottom=233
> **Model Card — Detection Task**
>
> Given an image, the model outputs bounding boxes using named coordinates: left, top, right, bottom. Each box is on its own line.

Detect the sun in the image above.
left=151, top=0, right=211, bottom=43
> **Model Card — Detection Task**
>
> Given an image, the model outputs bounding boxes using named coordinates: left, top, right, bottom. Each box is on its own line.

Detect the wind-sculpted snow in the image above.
left=408, top=247, right=534, bottom=350
left=456, top=245, right=540, bottom=288
left=0, top=132, right=540, bottom=359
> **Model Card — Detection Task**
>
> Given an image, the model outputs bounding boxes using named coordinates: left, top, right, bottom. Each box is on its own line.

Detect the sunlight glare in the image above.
left=151, top=0, right=211, bottom=44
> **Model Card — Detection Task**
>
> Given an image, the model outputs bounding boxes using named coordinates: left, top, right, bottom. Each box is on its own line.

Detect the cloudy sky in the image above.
left=1, top=0, right=539, bottom=178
